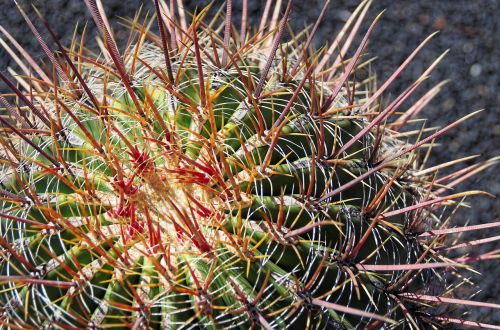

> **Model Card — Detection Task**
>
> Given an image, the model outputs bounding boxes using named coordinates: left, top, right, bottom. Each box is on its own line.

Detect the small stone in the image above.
left=433, top=17, right=446, bottom=30
left=470, top=63, right=482, bottom=77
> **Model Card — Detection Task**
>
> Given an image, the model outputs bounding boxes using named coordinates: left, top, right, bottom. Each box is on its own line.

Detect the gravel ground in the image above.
left=1, top=0, right=498, bottom=325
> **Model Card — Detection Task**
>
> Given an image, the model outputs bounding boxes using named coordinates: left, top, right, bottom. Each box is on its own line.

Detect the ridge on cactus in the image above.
left=0, top=0, right=498, bottom=329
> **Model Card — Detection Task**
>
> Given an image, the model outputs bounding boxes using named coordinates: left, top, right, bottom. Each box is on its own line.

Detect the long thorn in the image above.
left=253, top=0, right=293, bottom=99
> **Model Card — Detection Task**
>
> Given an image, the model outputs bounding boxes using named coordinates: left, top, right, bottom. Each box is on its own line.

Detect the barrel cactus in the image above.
left=0, top=0, right=498, bottom=329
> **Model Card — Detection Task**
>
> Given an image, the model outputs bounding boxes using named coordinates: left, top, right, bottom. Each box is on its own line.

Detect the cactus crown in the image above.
left=0, top=0, right=498, bottom=329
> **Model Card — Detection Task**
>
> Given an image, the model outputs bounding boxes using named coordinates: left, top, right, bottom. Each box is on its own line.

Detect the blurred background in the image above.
left=1, top=0, right=498, bottom=324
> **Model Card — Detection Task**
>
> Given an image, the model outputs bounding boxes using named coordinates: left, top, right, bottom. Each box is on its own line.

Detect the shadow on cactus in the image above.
left=0, top=0, right=498, bottom=328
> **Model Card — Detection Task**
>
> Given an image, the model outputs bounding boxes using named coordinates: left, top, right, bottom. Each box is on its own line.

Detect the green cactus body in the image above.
left=0, top=1, right=498, bottom=329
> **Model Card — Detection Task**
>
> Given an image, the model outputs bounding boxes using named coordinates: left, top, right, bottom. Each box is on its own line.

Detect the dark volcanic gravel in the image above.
left=1, top=0, right=499, bottom=325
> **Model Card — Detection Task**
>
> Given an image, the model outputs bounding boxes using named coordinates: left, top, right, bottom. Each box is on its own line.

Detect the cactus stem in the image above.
left=0, top=2, right=497, bottom=328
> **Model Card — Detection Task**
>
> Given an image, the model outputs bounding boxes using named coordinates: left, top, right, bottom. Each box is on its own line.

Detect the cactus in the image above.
left=0, top=0, right=498, bottom=329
